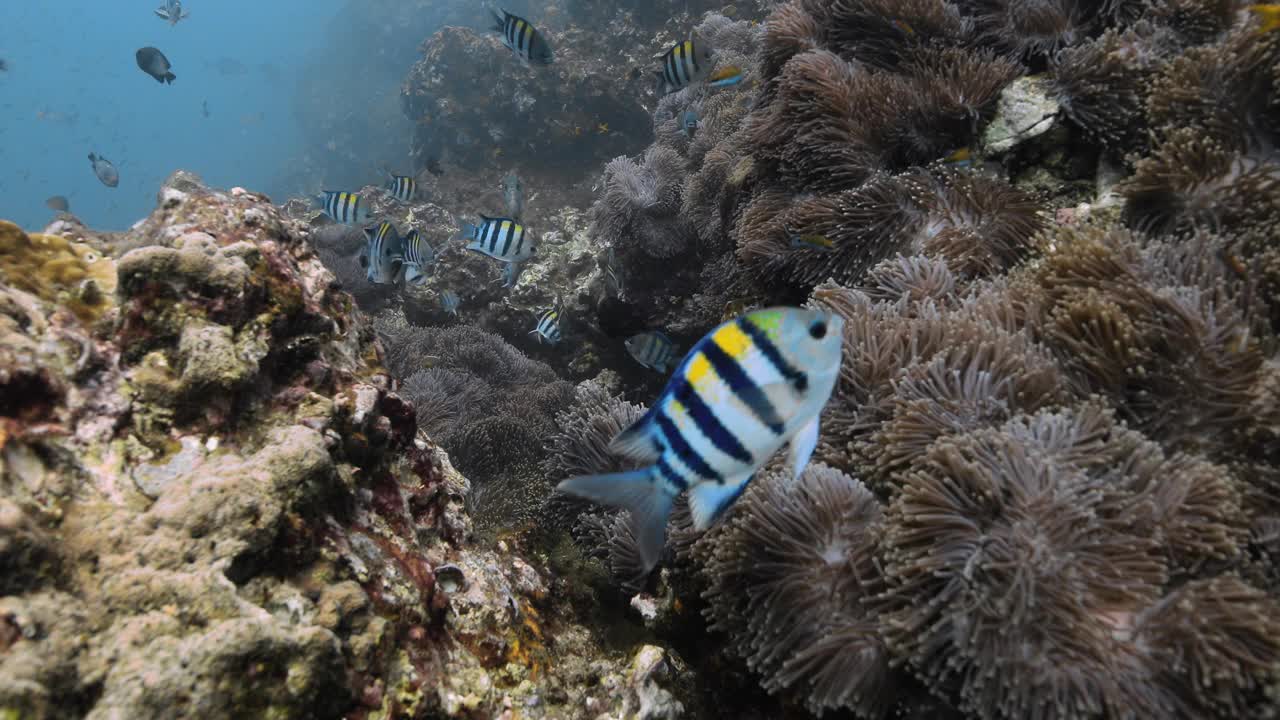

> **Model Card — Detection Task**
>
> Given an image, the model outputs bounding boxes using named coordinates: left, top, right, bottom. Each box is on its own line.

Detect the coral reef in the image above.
left=0, top=176, right=697, bottom=719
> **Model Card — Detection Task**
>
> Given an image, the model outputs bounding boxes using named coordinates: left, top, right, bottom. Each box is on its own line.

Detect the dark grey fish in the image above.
left=88, top=153, right=119, bottom=187
left=46, top=195, right=70, bottom=212
left=0, top=59, right=8, bottom=73
left=136, top=47, right=176, bottom=84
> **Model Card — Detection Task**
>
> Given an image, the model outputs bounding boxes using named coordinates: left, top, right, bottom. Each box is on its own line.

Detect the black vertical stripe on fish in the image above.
left=672, top=376, right=754, bottom=466
left=700, top=340, right=786, bottom=433
left=654, top=408, right=721, bottom=483
left=655, top=456, right=689, bottom=491
left=514, top=227, right=525, bottom=256
left=501, top=225, right=515, bottom=257
left=736, top=317, right=806, bottom=387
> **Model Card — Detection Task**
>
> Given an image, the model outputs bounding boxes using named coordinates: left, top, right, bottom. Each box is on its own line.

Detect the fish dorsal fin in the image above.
left=688, top=474, right=752, bottom=530
left=607, top=412, right=662, bottom=462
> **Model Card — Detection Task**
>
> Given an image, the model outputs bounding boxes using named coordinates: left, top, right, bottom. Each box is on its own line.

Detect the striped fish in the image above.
left=401, top=229, right=435, bottom=286
left=490, top=9, right=555, bottom=65
left=654, top=36, right=715, bottom=95
left=318, top=190, right=371, bottom=225
left=441, top=289, right=460, bottom=316
left=458, top=214, right=536, bottom=263
left=386, top=173, right=416, bottom=202
left=530, top=308, right=562, bottom=344
left=557, top=307, right=845, bottom=572
left=359, top=221, right=403, bottom=284
left=626, top=331, right=679, bottom=373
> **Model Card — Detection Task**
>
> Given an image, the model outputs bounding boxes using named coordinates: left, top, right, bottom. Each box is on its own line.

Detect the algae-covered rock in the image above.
left=981, top=75, right=1061, bottom=154
left=0, top=171, right=695, bottom=720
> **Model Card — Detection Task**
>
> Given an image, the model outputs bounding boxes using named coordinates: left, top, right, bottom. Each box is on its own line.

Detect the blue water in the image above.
left=0, top=0, right=351, bottom=231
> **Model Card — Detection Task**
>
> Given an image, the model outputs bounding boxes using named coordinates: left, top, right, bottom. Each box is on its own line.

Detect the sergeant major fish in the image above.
left=359, top=221, right=403, bottom=284
left=400, top=229, right=436, bottom=286
left=655, top=36, right=715, bottom=95
left=626, top=331, right=679, bottom=373
left=557, top=307, right=845, bottom=572
left=386, top=172, right=416, bottom=202
left=490, top=9, right=555, bottom=65
left=318, top=191, right=371, bottom=225
left=531, top=308, right=562, bottom=344
left=87, top=153, right=119, bottom=187
left=154, top=0, right=190, bottom=25
left=458, top=214, right=535, bottom=287
left=503, top=170, right=524, bottom=221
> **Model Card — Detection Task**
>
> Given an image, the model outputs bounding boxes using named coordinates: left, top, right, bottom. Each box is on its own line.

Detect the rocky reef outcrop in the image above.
left=0, top=175, right=697, bottom=719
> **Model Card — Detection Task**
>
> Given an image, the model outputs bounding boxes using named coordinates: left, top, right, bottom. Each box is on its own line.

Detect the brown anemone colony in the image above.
left=559, top=0, right=1280, bottom=718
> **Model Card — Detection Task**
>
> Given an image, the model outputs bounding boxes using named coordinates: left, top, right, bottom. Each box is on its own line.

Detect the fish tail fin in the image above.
left=490, top=8, right=506, bottom=33
left=164, top=72, right=176, bottom=84
left=88, top=152, right=96, bottom=162
left=457, top=222, right=478, bottom=241
left=557, top=469, right=672, bottom=572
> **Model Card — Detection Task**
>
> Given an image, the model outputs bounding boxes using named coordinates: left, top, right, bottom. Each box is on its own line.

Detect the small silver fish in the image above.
left=625, top=331, right=678, bottom=373
left=360, top=221, right=403, bottom=284
left=401, top=229, right=435, bottom=286
left=154, top=0, right=190, bottom=25
left=681, top=109, right=698, bottom=138
left=504, top=170, right=524, bottom=221
left=530, top=308, right=561, bottom=344
left=88, top=153, right=119, bottom=187
left=441, top=289, right=460, bottom=316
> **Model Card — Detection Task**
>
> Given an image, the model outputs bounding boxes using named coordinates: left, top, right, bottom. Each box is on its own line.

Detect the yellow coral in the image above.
left=0, top=220, right=115, bottom=322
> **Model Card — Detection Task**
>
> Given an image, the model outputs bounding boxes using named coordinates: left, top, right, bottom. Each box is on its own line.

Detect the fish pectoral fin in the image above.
left=607, top=412, right=662, bottom=462
left=688, top=475, right=753, bottom=531
left=788, top=417, right=820, bottom=480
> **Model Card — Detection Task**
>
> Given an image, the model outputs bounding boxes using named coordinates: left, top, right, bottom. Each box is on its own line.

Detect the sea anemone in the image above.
left=589, top=147, right=696, bottom=259
left=1050, top=24, right=1167, bottom=150
left=1028, top=223, right=1265, bottom=455
left=858, top=255, right=958, bottom=304
left=759, top=0, right=830, bottom=96
left=968, top=0, right=1088, bottom=60
left=1132, top=575, right=1280, bottom=719
left=1121, top=129, right=1280, bottom=238
left=1145, top=0, right=1238, bottom=46
left=698, top=463, right=899, bottom=718
left=828, top=0, right=971, bottom=70
left=901, top=169, right=1046, bottom=277
left=876, top=406, right=1174, bottom=720
left=542, top=378, right=647, bottom=482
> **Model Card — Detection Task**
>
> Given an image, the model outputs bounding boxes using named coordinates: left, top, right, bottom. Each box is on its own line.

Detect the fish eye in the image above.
left=809, top=320, right=827, bottom=339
